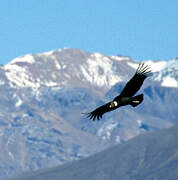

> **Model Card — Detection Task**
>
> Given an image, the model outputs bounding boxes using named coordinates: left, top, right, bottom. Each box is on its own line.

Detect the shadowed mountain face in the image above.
left=0, top=48, right=178, bottom=179
left=11, top=125, right=178, bottom=180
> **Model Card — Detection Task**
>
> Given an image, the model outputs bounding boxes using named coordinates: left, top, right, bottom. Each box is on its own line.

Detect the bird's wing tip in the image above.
left=81, top=111, right=101, bottom=121
left=136, top=63, right=152, bottom=76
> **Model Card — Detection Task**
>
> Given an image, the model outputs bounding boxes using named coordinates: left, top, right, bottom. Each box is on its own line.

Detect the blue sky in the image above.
left=0, top=0, right=178, bottom=64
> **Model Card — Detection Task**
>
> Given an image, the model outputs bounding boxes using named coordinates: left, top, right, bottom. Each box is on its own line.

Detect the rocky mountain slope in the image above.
left=11, top=125, right=178, bottom=180
left=1, top=48, right=178, bottom=179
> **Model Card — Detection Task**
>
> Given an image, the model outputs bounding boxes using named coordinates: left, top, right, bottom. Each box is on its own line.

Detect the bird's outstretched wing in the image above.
left=118, top=63, right=152, bottom=97
left=83, top=102, right=115, bottom=121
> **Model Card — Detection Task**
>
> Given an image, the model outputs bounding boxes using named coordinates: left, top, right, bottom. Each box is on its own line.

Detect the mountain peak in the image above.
left=2, top=48, right=178, bottom=90
left=8, top=54, right=35, bottom=65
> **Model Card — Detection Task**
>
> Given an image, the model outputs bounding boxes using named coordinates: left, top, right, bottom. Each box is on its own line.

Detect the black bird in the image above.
left=85, top=63, right=152, bottom=121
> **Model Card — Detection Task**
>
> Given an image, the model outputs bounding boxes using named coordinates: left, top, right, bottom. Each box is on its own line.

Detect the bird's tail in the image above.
left=130, top=94, right=143, bottom=107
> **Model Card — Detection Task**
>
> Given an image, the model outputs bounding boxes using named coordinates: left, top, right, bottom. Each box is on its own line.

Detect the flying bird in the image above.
left=84, top=63, right=152, bottom=121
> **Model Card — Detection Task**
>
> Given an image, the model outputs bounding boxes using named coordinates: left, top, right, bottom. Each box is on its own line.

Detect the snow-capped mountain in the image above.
left=146, top=59, right=178, bottom=87
left=3, top=48, right=178, bottom=90
left=0, top=48, right=178, bottom=179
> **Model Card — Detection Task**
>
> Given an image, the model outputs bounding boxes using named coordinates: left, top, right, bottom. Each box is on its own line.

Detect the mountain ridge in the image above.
left=2, top=48, right=178, bottom=90
left=10, top=125, right=178, bottom=180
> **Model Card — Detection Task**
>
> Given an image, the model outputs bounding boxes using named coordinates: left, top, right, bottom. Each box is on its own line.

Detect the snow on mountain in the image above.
left=143, top=60, right=167, bottom=72
left=3, top=48, right=178, bottom=91
left=4, top=63, right=40, bottom=88
left=161, top=76, right=177, bottom=87
left=3, top=49, right=127, bottom=91
left=9, top=54, right=36, bottom=65
left=147, top=59, right=178, bottom=87
left=81, top=52, right=123, bottom=87
left=0, top=79, right=5, bottom=85
left=0, top=48, right=178, bottom=180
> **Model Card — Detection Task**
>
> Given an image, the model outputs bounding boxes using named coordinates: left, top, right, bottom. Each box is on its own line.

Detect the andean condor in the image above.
left=85, top=63, right=152, bottom=121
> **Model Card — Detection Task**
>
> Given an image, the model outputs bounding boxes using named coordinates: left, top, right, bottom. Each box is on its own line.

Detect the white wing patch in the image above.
left=109, top=101, right=118, bottom=108
left=132, top=100, right=140, bottom=103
